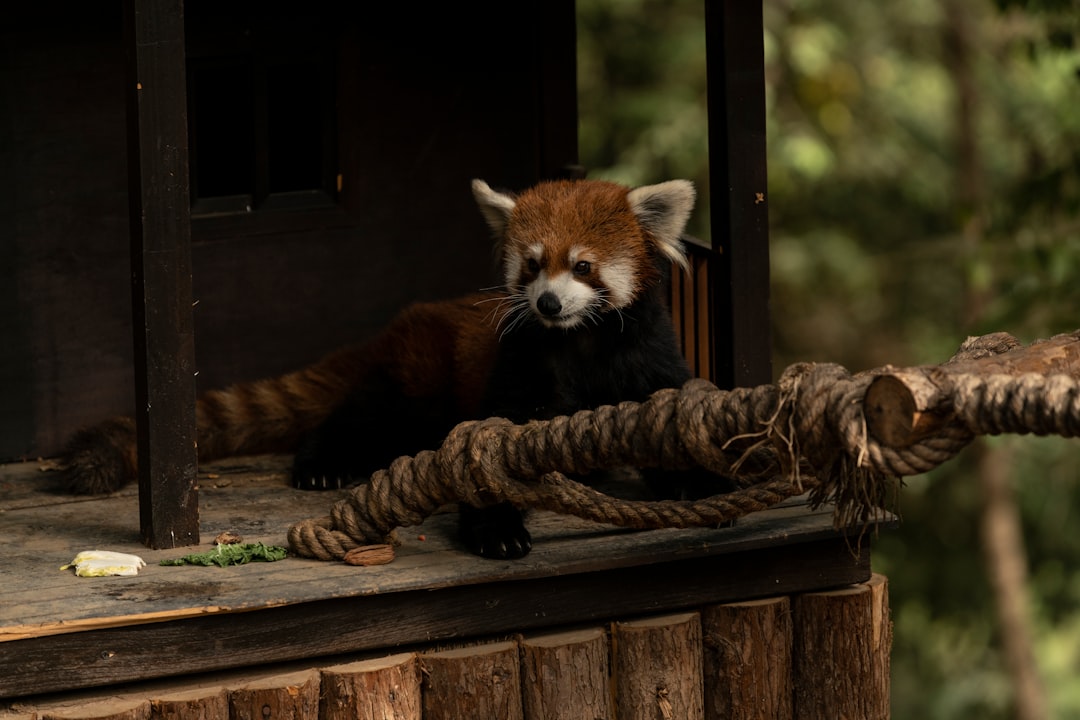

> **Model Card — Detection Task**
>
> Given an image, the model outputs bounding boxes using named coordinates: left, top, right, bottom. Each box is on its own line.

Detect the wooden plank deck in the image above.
left=0, top=456, right=883, bottom=701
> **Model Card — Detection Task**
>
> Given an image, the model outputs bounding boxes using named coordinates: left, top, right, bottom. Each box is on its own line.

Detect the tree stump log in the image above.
left=228, top=669, right=320, bottom=720
left=520, top=627, right=612, bottom=720
left=320, top=653, right=421, bottom=720
left=149, top=688, right=229, bottom=720
left=38, top=700, right=150, bottom=720
left=703, top=596, right=792, bottom=720
left=792, top=574, right=891, bottom=720
left=420, top=641, right=523, bottom=720
left=613, top=612, right=704, bottom=720
left=865, top=330, right=1080, bottom=447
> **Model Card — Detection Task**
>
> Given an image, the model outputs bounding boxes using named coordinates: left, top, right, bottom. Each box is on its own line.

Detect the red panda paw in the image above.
left=290, top=434, right=357, bottom=491
left=457, top=502, right=532, bottom=559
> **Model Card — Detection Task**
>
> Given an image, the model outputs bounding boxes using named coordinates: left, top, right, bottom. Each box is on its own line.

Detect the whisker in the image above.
left=472, top=290, right=516, bottom=306
left=499, top=305, right=533, bottom=340
left=476, top=286, right=528, bottom=329
left=488, top=290, right=532, bottom=338
left=486, top=297, right=520, bottom=326
left=594, top=290, right=630, bottom=332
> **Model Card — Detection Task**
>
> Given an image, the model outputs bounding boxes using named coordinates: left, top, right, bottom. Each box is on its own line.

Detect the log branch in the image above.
left=865, top=331, right=1080, bottom=447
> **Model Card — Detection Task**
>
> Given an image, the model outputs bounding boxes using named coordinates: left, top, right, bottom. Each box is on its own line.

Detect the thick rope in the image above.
left=288, top=347, right=1080, bottom=561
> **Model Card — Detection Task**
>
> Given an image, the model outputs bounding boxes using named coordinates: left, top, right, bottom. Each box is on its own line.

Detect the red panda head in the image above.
left=471, top=178, right=695, bottom=330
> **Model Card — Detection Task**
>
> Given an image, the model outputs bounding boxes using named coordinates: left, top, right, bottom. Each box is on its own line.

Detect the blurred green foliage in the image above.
left=578, top=0, right=1080, bottom=717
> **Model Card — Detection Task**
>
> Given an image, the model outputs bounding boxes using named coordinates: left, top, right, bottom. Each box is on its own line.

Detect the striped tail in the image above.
left=59, top=344, right=366, bottom=495
left=195, top=343, right=365, bottom=460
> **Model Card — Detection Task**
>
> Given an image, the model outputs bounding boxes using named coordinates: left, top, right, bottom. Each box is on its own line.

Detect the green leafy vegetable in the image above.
left=160, top=542, right=288, bottom=567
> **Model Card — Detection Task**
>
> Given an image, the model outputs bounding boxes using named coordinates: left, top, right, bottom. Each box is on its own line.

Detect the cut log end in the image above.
left=865, top=331, right=1080, bottom=449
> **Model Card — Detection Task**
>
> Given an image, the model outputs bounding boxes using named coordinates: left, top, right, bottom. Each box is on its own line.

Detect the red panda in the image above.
left=59, top=177, right=707, bottom=558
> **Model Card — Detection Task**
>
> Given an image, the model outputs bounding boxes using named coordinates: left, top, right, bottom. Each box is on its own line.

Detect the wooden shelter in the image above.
left=0, top=1, right=891, bottom=717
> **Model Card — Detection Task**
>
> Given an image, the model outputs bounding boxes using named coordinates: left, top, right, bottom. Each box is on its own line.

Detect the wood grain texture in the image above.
left=149, top=688, right=229, bottom=720
left=38, top=699, right=150, bottom=720
left=614, top=613, right=704, bottom=720
left=320, top=654, right=421, bottom=720
left=228, top=669, right=319, bottom=720
left=3, top=579, right=892, bottom=718
left=792, top=574, right=891, bottom=720
left=521, top=628, right=612, bottom=719
left=703, top=596, right=792, bottom=720
left=420, top=642, right=523, bottom=720
left=0, top=457, right=881, bottom=699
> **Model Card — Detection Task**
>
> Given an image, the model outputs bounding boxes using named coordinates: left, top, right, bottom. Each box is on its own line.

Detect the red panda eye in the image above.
left=573, top=260, right=591, bottom=275
left=526, top=258, right=541, bottom=274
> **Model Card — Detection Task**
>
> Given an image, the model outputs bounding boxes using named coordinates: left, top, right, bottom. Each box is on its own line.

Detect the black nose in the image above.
left=536, top=292, right=562, bottom=317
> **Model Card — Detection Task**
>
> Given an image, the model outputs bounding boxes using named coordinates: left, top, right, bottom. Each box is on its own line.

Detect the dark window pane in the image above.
left=189, top=60, right=255, bottom=199
left=267, top=61, right=325, bottom=194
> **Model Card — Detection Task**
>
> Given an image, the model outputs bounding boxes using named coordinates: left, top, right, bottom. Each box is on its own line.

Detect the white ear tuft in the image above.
left=471, top=179, right=517, bottom=237
left=627, top=179, right=695, bottom=272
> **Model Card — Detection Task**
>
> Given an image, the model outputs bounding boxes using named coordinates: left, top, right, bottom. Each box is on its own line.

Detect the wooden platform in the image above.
left=0, top=456, right=882, bottom=702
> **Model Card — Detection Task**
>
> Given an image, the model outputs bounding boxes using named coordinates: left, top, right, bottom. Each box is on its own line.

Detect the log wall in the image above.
left=5, top=575, right=891, bottom=720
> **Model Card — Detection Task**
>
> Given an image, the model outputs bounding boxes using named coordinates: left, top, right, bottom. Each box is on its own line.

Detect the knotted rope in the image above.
left=287, top=332, right=1080, bottom=561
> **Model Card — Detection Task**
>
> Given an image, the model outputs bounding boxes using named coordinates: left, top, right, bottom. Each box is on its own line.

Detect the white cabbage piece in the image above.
left=60, top=550, right=146, bottom=577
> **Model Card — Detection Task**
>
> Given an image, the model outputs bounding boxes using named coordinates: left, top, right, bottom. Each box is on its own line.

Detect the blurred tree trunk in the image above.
left=976, top=441, right=1047, bottom=720
left=944, top=1, right=1048, bottom=717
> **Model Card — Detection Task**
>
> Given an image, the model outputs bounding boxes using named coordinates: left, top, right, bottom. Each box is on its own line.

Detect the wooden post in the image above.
left=520, top=628, right=612, bottom=720
left=420, top=641, right=524, bottom=720
left=320, top=653, right=422, bottom=720
left=702, top=596, right=793, bottom=720
left=613, top=612, right=704, bottom=720
left=149, top=688, right=229, bottom=720
left=228, top=669, right=320, bottom=720
left=792, top=575, right=891, bottom=720
left=704, top=0, right=772, bottom=389
left=124, top=0, right=199, bottom=549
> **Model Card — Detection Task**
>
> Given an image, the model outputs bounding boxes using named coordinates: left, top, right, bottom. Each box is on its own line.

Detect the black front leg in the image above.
left=457, top=502, right=532, bottom=559
left=291, top=412, right=364, bottom=491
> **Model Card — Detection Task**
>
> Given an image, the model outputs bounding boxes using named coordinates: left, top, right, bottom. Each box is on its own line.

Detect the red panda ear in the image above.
left=627, top=180, right=695, bottom=272
left=471, top=179, right=517, bottom=238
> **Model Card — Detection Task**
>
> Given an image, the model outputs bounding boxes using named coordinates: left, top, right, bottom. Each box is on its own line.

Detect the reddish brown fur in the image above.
left=61, top=293, right=501, bottom=494
left=193, top=292, right=500, bottom=462
left=507, top=180, right=659, bottom=294
left=372, top=293, right=498, bottom=413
